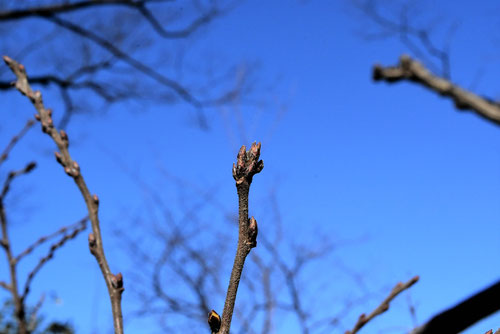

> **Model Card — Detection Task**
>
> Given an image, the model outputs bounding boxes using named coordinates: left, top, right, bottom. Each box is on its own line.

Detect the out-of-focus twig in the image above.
left=0, top=119, right=35, bottom=166
left=346, top=275, right=419, bottom=334
left=16, top=217, right=88, bottom=263
left=22, top=217, right=88, bottom=299
left=0, top=162, right=37, bottom=334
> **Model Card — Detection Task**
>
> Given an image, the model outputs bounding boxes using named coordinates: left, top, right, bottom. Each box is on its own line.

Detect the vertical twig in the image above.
left=0, top=162, right=37, bottom=334
left=211, top=142, right=263, bottom=334
left=3, top=55, right=124, bottom=334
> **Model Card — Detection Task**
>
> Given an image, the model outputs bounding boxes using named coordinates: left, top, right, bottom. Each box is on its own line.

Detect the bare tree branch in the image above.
left=22, top=217, right=88, bottom=299
left=411, top=279, right=500, bottom=334
left=0, top=162, right=37, bottom=334
left=346, top=275, right=419, bottom=334
left=3, top=55, right=125, bottom=334
left=373, top=55, right=500, bottom=126
left=0, top=119, right=35, bottom=166
left=216, top=142, right=264, bottom=334
left=0, top=0, right=170, bottom=22
left=41, top=14, right=203, bottom=108
left=16, top=217, right=88, bottom=263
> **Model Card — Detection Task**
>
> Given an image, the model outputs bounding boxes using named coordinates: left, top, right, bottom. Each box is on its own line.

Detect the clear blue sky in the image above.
left=1, top=0, right=500, bottom=333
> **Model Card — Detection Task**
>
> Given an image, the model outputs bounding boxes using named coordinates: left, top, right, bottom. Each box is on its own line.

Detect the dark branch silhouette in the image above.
left=411, top=279, right=500, bottom=334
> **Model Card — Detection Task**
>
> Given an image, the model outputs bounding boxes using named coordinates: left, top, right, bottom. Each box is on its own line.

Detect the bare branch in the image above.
left=0, top=281, right=10, bottom=292
left=0, top=0, right=170, bottom=21
left=217, top=142, right=264, bottom=334
left=3, top=55, right=124, bottom=334
left=0, top=119, right=35, bottom=166
left=22, top=218, right=88, bottom=299
left=42, top=14, right=203, bottom=107
left=411, top=279, right=500, bottom=334
left=0, top=162, right=37, bottom=334
left=16, top=217, right=88, bottom=263
left=1, top=162, right=37, bottom=199
left=346, top=275, right=419, bottom=334
left=373, top=55, right=500, bottom=126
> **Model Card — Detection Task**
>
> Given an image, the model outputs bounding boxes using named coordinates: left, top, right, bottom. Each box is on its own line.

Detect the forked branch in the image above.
left=346, top=275, right=419, bottom=334
left=3, top=55, right=124, bottom=334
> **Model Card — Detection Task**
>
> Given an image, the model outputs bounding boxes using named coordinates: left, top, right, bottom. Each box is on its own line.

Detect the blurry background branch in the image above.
left=0, top=0, right=247, bottom=128
left=0, top=121, right=86, bottom=334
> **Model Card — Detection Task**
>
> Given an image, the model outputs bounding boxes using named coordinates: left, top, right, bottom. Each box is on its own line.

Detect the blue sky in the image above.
left=1, top=0, right=500, bottom=333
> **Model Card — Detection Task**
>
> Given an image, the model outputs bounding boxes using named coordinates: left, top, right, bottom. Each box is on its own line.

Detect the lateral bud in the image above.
left=208, top=309, right=221, bottom=333
left=34, top=114, right=41, bottom=121
left=60, top=130, right=69, bottom=147
left=88, top=233, right=96, bottom=248
left=247, top=216, right=258, bottom=248
left=54, top=151, right=63, bottom=165
left=92, top=194, right=99, bottom=206
left=110, top=272, right=124, bottom=290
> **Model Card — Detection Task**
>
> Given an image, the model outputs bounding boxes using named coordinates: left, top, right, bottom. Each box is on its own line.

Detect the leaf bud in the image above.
left=208, top=309, right=221, bottom=333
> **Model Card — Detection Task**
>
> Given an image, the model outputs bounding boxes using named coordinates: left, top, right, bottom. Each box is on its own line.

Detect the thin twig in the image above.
left=22, top=218, right=88, bottom=299
left=0, top=119, right=35, bottom=166
left=3, top=55, right=125, bottom=334
left=0, top=162, right=37, bottom=334
left=16, top=216, right=88, bottom=263
left=0, top=281, right=10, bottom=292
left=216, top=142, right=263, bottom=334
left=345, top=275, right=419, bottom=334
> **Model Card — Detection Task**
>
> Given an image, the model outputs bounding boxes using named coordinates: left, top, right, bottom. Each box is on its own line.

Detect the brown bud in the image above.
left=208, top=309, right=221, bottom=333
left=60, top=130, right=69, bottom=147
left=64, top=167, right=74, bottom=177
left=88, top=233, right=96, bottom=247
left=18, top=64, right=25, bottom=71
left=46, top=108, right=52, bottom=116
left=111, top=272, right=124, bottom=290
left=248, top=141, right=261, bottom=160
left=34, top=114, right=41, bottom=121
left=72, top=161, right=80, bottom=171
left=232, top=143, right=264, bottom=184
left=93, top=194, right=99, bottom=205
left=54, top=152, right=63, bottom=165
left=2, top=55, right=12, bottom=64
left=247, top=216, right=258, bottom=248
left=237, top=145, right=246, bottom=168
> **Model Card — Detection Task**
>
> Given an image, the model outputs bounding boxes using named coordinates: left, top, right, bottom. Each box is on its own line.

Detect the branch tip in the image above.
left=232, top=142, right=264, bottom=185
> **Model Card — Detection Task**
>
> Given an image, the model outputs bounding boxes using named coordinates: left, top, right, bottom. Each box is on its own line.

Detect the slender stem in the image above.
left=220, top=185, right=251, bottom=334
left=3, top=56, right=124, bottom=334
left=0, top=203, right=27, bottom=334
left=218, top=142, right=263, bottom=334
